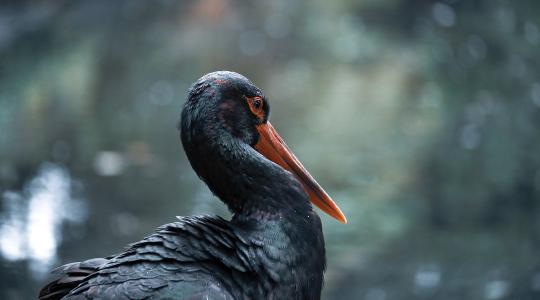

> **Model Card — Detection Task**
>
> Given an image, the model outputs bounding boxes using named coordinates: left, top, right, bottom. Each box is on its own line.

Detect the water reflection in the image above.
left=484, top=280, right=510, bottom=300
left=414, top=264, right=442, bottom=291
left=0, top=163, right=86, bottom=278
left=93, top=151, right=126, bottom=176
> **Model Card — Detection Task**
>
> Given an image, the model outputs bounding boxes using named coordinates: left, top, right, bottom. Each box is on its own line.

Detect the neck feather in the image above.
left=185, top=128, right=313, bottom=221
left=181, top=123, right=326, bottom=299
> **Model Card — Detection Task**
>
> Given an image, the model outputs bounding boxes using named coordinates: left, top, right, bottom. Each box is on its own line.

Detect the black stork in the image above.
left=39, top=71, right=347, bottom=300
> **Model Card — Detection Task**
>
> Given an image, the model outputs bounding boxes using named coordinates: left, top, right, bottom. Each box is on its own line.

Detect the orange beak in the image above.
left=254, top=122, right=347, bottom=224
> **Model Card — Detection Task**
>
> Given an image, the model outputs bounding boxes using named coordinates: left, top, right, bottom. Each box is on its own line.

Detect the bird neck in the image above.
left=188, top=130, right=312, bottom=221
left=183, top=128, right=326, bottom=298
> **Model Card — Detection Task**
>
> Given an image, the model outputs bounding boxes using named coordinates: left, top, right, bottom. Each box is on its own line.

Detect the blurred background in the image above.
left=1, top=0, right=539, bottom=299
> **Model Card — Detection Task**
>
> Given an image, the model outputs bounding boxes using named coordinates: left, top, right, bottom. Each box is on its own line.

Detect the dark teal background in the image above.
left=1, top=1, right=540, bottom=299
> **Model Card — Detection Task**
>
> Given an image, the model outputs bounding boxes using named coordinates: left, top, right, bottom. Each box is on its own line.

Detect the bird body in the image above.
left=41, top=215, right=324, bottom=299
left=39, top=71, right=345, bottom=300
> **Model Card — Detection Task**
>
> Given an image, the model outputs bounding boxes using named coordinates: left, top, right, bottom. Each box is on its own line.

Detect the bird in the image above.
left=39, top=71, right=347, bottom=300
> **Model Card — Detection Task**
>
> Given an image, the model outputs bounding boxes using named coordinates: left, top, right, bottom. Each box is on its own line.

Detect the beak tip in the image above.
left=336, top=213, right=348, bottom=224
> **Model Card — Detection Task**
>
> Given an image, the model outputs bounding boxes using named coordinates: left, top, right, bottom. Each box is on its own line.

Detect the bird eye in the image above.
left=253, top=98, right=262, bottom=109
left=246, top=96, right=265, bottom=120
